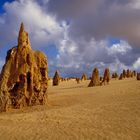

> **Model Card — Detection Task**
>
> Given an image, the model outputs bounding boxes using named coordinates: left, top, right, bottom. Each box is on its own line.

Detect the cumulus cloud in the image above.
left=48, top=0, right=140, bottom=49
left=0, top=0, right=64, bottom=48
left=109, top=41, right=132, bottom=55
left=0, top=0, right=65, bottom=74
left=55, top=22, right=137, bottom=76
left=0, top=0, right=140, bottom=77
left=133, top=57, right=140, bottom=71
left=127, top=0, right=140, bottom=10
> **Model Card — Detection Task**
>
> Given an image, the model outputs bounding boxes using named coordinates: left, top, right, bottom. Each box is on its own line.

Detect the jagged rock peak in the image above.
left=20, top=22, right=24, bottom=32
left=18, top=22, right=31, bottom=49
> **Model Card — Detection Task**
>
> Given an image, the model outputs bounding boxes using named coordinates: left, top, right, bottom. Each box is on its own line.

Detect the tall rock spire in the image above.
left=0, top=23, right=48, bottom=112
left=18, top=22, right=31, bottom=49
left=19, top=22, right=24, bottom=33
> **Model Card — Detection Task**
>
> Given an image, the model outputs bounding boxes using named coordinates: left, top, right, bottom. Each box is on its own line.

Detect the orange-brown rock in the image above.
left=126, top=69, right=131, bottom=78
left=119, top=73, right=123, bottom=80
left=53, top=70, right=60, bottom=86
left=137, top=73, right=140, bottom=80
left=102, top=68, right=110, bottom=85
left=61, top=78, right=65, bottom=82
left=0, top=23, right=48, bottom=112
left=122, top=69, right=126, bottom=78
left=133, top=71, right=136, bottom=77
left=76, top=78, right=80, bottom=84
left=100, top=76, right=103, bottom=81
left=88, top=68, right=100, bottom=87
left=112, top=72, right=118, bottom=79
left=81, top=73, right=88, bottom=81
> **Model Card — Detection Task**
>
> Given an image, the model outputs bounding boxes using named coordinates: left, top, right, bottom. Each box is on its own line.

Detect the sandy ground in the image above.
left=0, top=78, right=140, bottom=140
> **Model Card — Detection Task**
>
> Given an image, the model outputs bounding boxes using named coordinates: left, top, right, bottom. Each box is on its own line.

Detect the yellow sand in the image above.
left=0, top=78, right=140, bottom=140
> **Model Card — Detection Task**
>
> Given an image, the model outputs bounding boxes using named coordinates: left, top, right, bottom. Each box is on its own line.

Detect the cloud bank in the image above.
left=0, top=0, right=140, bottom=77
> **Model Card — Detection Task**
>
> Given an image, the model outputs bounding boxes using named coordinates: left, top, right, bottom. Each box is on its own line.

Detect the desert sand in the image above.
left=0, top=78, right=140, bottom=140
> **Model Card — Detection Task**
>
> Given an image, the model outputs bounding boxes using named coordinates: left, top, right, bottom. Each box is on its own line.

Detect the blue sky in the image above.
left=0, top=0, right=140, bottom=77
left=0, top=0, right=13, bottom=13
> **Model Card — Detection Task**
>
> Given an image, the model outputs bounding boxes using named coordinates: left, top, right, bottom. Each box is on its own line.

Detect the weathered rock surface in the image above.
left=137, top=73, right=140, bottom=80
left=0, top=23, right=48, bottom=112
left=53, top=70, right=60, bottom=86
left=88, top=68, right=100, bottom=87
left=102, top=68, right=110, bottom=85
left=119, top=73, right=123, bottom=80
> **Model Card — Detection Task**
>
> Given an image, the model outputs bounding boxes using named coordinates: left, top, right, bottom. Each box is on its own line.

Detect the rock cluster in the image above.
left=112, top=72, right=118, bottom=79
left=119, top=69, right=137, bottom=80
left=53, top=70, right=60, bottom=86
left=0, top=23, right=48, bottom=112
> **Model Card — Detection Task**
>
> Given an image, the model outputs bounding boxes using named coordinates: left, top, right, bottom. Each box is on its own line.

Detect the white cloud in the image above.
left=55, top=25, right=135, bottom=76
left=109, top=41, right=132, bottom=55
left=0, top=0, right=64, bottom=48
left=108, top=59, right=128, bottom=73
left=127, top=0, right=140, bottom=10
left=0, top=0, right=139, bottom=77
left=56, top=22, right=79, bottom=69
left=133, top=57, right=140, bottom=71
